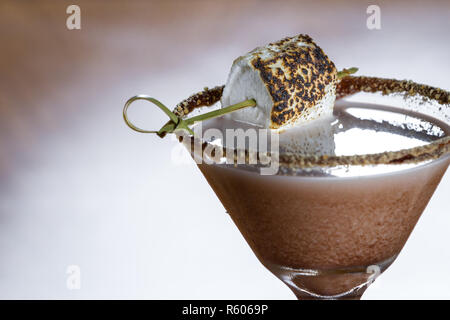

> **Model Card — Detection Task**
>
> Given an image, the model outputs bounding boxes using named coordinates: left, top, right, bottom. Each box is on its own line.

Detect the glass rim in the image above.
left=174, top=76, right=450, bottom=168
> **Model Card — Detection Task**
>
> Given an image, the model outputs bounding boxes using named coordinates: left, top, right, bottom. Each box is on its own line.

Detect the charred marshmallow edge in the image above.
left=221, top=34, right=338, bottom=131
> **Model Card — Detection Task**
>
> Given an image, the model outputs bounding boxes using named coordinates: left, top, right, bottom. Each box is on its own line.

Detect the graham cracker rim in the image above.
left=174, top=76, right=450, bottom=168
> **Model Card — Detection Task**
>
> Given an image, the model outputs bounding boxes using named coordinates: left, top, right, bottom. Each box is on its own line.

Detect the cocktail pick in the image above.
left=123, top=68, right=358, bottom=137
left=337, top=67, right=358, bottom=79
left=123, top=95, right=256, bottom=138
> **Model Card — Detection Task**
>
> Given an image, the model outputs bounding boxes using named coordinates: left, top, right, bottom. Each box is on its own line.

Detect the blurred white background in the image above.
left=0, top=0, right=449, bottom=299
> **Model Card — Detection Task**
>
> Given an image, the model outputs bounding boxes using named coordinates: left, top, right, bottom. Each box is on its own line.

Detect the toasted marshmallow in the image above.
left=221, top=34, right=337, bottom=130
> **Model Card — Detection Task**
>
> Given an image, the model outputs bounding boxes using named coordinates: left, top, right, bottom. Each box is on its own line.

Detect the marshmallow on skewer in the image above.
left=221, top=34, right=337, bottom=130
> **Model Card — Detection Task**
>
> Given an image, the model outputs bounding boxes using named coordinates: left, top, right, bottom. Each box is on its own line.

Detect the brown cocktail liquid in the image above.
left=196, top=101, right=450, bottom=299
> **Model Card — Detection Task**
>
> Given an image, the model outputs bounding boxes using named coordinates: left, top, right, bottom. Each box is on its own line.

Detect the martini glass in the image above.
left=172, top=76, right=449, bottom=300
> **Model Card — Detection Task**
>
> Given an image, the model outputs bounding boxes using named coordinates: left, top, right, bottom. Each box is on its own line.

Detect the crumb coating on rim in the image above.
left=174, top=77, right=449, bottom=168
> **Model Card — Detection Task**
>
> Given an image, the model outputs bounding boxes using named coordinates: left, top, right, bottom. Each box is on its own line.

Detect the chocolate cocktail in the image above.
left=123, top=35, right=450, bottom=299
